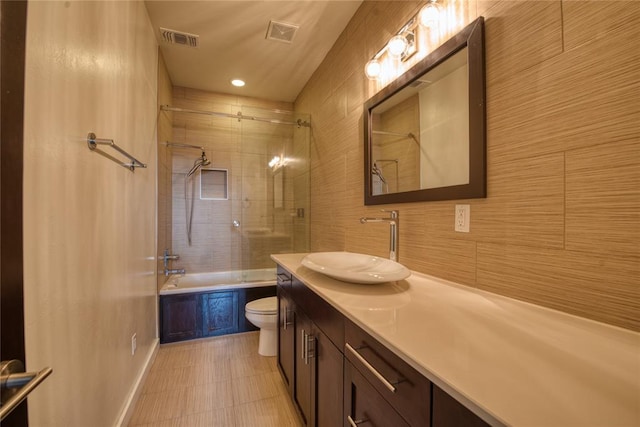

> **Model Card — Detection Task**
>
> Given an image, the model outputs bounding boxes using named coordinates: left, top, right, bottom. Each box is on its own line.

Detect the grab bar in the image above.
left=87, top=132, right=147, bottom=171
left=0, top=360, right=52, bottom=421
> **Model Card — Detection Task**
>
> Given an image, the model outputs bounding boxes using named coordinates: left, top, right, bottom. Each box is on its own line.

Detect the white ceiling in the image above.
left=145, top=1, right=363, bottom=103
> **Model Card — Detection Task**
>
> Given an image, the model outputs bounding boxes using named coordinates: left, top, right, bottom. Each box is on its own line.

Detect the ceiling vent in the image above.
left=160, top=27, right=199, bottom=48
left=265, top=20, right=299, bottom=43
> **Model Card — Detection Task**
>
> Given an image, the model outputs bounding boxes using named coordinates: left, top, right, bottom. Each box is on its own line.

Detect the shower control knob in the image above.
left=232, top=220, right=240, bottom=228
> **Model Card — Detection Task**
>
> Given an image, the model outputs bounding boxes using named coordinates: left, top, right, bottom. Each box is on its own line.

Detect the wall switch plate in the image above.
left=455, top=204, right=470, bottom=232
left=131, top=333, right=137, bottom=356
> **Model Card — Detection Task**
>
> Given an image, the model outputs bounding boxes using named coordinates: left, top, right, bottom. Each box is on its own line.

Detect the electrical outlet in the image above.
left=455, top=204, right=470, bottom=233
left=131, top=333, right=137, bottom=356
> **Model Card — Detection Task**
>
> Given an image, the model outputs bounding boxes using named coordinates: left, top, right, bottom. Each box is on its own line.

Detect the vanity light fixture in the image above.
left=365, top=58, right=382, bottom=80
left=387, top=35, right=408, bottom=58
left=419, top=0, right=442, bottom=30
left=364, top=0, right=444, bottom=81
left=231, top=79, right=245, bottom=87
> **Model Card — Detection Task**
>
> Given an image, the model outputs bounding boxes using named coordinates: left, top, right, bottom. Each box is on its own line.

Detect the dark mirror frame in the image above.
left=364, top=17, right=486, bottom=205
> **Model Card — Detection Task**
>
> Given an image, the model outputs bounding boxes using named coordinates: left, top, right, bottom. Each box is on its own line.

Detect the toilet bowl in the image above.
left=245, top=296, right=278, bottom=356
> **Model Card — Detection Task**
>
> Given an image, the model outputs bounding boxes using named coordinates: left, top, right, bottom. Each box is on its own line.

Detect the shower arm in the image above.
left=165, top=141, right=205, bottom=151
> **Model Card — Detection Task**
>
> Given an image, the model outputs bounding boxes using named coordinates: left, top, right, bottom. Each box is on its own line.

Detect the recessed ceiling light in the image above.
left=231, top=79, right=245, bottom=87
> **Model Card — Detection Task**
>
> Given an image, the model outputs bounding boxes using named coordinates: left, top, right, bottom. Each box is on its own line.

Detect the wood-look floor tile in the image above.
left=231, top=372, right=282, bottom=405
left=129, top=333, right=299, bottom=427
left=173, top=408, right=236, bottom=427
left=230, top=354, right=274, bottom=378
left=129, top=387, right=187, bottom=425
left=232, top=395, right=302, bottom=427
left=183, top=381, right=234, bottom=415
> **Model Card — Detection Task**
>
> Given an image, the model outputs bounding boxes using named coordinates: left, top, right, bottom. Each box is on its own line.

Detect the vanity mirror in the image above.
left=364, top=17, right=485, bottom=205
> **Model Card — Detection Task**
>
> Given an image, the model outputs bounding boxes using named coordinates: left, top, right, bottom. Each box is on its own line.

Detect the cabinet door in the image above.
left=277, top=288, right=295, bottom=397
left=295, top=310, right=313, bottom=426
left=432, top=385, right=489, bottom=427
left=160, top=294, right=199, bottom=343
left=201, top=291, right=238, bottom=337
left=344, top=360, right=410, bottom=427
left=313, top=325, right=343, bottom=427
left=345, top=320, right=430, bottom=426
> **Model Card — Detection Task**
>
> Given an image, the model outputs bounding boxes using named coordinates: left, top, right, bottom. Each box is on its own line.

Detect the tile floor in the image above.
left=128, top=332, right=302, bottom=427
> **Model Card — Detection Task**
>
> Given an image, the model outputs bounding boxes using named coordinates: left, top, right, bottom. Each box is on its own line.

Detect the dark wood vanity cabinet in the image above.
left=275, top=264, right=490, bottom=427
left=344, top=359, right=411, bottom=427
left=276, top=266, right=344, bottom=427
left=344, top=319, right=431, bottom=426
left=432, top=384, right=489, bottom=427
left=277, top=286, right=295, bottom=396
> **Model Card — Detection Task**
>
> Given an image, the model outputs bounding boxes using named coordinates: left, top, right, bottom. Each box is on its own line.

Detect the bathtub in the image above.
left=159, top=268, right=277, bottom=295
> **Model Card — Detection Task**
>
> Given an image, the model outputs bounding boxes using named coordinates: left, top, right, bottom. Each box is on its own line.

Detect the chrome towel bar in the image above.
left=87, top=132, right=147, bottom=171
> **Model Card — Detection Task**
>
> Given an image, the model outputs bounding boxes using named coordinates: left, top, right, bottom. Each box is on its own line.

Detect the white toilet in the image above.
left=245, top=296, right=278, bottom=356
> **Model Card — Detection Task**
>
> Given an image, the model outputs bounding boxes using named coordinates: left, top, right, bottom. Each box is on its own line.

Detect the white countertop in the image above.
left=272, top=253, right=640, bottom=427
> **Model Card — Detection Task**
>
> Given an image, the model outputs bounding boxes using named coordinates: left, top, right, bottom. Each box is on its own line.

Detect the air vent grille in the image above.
left=266, top=20, right=299, bottom=43
left=160, top=27, right=199, bottom=48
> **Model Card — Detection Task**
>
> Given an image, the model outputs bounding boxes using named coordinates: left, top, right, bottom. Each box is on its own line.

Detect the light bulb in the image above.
left=387, top=35, right=408, bottom=57
left=364, top=59, right=382, bottom=80
left=231, top=79, right=245, bottom=87
left=419, top=1, right=441, bottom=29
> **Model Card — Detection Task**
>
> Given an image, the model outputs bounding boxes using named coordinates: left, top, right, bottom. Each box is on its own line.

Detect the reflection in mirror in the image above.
left=365, top=17, right=485, bottom=205
left=371, top=48, right=469, bottom=195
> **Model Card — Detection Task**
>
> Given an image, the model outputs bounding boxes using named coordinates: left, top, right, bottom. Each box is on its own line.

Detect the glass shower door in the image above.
left=237, top=106, right=310, bottom=280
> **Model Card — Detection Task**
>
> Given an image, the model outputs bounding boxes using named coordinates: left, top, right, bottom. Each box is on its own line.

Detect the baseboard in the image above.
left=114, top=337, right=159, bottom=427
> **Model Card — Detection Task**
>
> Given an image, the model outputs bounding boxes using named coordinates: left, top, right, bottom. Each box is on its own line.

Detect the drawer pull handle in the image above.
left=347, top=415, right=368, bottom=426
left=302, top=330, right=307, bottom=364
left=346, top=343, right=397, bottom=393
left=283, top=308, right=293, bottom=330
left=301, top=329, right=315, bottom=364
left=277, top=273, right=292, bottom=283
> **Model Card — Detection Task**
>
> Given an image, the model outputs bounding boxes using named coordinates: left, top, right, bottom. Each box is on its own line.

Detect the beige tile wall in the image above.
left=295, top=1, right=640, bottom=331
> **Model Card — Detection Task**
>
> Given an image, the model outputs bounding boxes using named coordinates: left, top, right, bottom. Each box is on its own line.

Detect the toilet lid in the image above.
left=246, top=296, right=277, bottom=314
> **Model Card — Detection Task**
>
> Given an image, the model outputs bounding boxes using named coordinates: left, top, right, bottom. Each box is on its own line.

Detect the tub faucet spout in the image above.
left=359, top=210, right=398, bottom=261
left=165, top=268, right=186, bottom=276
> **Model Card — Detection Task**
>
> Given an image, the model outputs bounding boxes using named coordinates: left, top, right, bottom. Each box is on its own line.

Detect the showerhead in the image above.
left=186, top=151, right=211, bottom=177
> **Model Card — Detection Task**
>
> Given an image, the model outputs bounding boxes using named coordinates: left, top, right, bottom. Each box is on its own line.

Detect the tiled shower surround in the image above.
left=162, top=88, right=310, bottom=275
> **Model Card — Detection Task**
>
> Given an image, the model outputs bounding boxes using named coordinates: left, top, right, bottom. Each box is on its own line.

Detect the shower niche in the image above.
left=200, top=168, right=228, bottom=200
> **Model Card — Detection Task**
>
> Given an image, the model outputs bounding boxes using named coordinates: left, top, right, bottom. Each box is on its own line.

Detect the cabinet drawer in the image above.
left=345, top=320, right=430, bottom=426
left=291, top=276, right=344, bottom=349
left=344, top=360, right=410, bottom=427
left=277, top=266, right=293, bottom=291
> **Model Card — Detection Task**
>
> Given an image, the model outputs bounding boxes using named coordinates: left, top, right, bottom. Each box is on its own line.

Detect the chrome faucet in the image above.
left=165, top=268, right=186, bottom=276
left=160, top=249, right=184, bottom=276
left=360, top=210, right=398, bottom=261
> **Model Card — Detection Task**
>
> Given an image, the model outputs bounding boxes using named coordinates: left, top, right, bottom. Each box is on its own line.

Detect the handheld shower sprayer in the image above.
left=186, top=151, right=211, bottom=177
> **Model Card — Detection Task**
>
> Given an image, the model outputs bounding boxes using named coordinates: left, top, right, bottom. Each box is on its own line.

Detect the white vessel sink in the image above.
left=301, top=252, right=411, bottom=284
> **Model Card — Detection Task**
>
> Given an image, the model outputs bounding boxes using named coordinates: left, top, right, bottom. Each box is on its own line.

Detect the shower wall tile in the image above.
left=168, top=87, right=296, bottom=274
left=297, top=0, right=640, bottom=331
